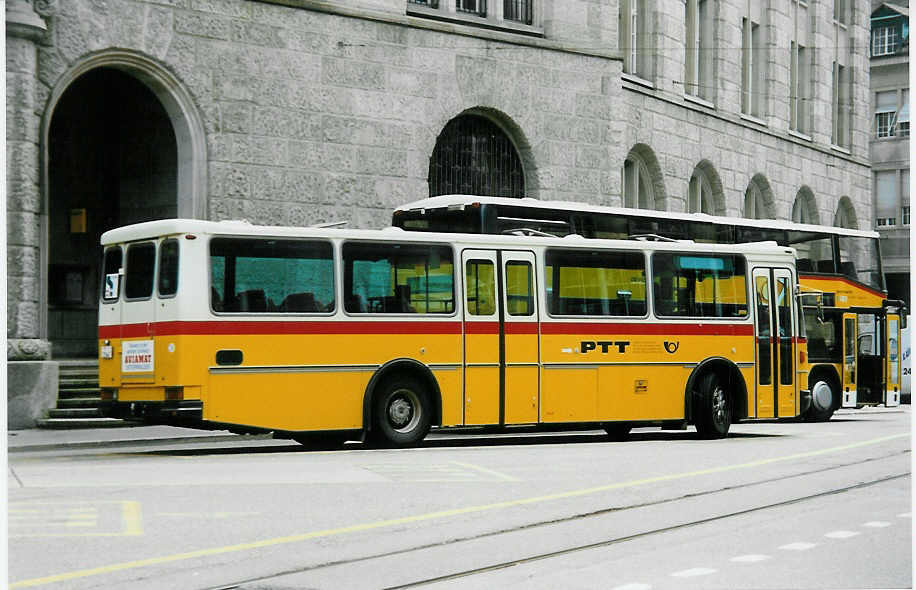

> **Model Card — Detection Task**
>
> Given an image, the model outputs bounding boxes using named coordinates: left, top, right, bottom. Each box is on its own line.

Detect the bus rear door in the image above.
left=119, top=241, right=159, bottom=389
left=842, top=312, right=857, bottom=407
left=886, top=314, right=901, bottom=406
left=502, top=251, right=539, bottom=424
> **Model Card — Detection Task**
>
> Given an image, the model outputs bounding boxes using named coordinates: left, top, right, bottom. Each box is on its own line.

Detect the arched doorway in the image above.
left=46, top=67, right=178, bottom=357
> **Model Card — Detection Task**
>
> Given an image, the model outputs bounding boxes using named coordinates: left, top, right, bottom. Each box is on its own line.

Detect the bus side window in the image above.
left=101, top=247, right=122, bottom=302
left=343, top=242, right=454, bottom=314
left=158, top=239, right=179, bottom=297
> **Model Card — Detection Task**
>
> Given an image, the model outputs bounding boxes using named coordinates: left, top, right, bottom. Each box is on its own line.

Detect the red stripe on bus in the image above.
left=100, top=320, right=464, bottom=338
left=100, top=320, right=753, bottom=339
left=540, top=322, right=754, bottom=336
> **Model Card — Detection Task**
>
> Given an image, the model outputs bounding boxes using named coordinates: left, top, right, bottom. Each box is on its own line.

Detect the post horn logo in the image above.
left=663, top=341, right=680, bottom=354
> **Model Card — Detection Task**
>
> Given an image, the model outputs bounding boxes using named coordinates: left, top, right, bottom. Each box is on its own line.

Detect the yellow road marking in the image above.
left=451, top=461, right=521, bottom=482
left=157, top=511, right=261, bottom=519
left=10, top=501, right=141, bottom=539
left=11, top=432, right=908, bottom=588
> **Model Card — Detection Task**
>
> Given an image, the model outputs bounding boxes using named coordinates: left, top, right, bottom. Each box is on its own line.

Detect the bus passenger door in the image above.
left=753, top=268, right=797, bottom=417
left=119, top=241, right=158, bottom=387
left=462, top=250, right=500, bottom=425
left=753, top=269, right=775, bottom=418
left=886, top=314, right=901, bottom=406
left=841, top=313, right=858, bottom=407
left=502, top=251, right=539, bottom=424
left=773, top=270, right=797, bottom=417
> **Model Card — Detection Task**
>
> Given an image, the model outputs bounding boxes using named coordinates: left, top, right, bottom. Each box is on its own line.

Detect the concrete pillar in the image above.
left=7, top=0, right=57, bottom=428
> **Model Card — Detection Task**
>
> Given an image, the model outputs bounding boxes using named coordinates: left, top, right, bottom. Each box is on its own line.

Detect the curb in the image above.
left=8, top=433, right=274, bottom=453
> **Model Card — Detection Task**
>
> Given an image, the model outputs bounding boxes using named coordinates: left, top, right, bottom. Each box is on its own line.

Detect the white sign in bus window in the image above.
left=122, top=340, right=154, bottom=373
left=104, top=274, right=120, bottom=299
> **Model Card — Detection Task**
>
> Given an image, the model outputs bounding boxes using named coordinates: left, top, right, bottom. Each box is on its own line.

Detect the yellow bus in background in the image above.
left=98, top=219, right=805, bottom=447
left=394, top=195, right=905, bottom=422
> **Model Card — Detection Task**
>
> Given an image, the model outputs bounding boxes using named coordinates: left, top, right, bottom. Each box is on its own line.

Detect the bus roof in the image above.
left=394, top=194, right=881, bottom=240
left=100, top=218, right=796, bottom=258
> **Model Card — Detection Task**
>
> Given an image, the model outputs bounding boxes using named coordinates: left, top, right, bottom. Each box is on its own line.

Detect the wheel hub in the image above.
left=387, top=389, right=420, bottom=433
left=811, top=381, right=833, bottom=411
left=712, top=386, right=727, bottom=425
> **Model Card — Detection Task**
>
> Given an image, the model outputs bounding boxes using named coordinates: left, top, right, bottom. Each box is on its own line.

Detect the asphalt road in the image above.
left=8, top=408, right=912, bottom=589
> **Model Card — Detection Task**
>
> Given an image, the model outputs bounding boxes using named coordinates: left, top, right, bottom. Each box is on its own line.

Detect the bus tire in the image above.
left=372, top=376, right=431, bottom=447
left=803, top=377, right=836, bottom=422
left=604, top=423, right=632, bottom=441
left=694, top=372, right=730, bottom=439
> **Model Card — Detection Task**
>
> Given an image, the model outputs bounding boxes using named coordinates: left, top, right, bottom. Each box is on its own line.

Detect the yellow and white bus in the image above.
left=98, top=219, right=806, bottom=446
left=394, top=195, right=906, bottom=421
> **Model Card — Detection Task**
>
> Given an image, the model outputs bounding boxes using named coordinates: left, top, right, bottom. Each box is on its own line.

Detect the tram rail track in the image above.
left=211, top=449, right=910, bottom=590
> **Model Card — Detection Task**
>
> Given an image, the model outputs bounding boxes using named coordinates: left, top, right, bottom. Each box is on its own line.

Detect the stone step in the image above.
left=48, top=407, right=103, bottom=419
left=58, top=386, right=101, bottom=398
left=57, top=397, right=103, bottom=409
left=36, top=417, right=132, bottom=429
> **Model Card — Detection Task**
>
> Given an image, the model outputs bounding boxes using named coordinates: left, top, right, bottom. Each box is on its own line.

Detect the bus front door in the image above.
left=462, top=250, right=501, bottom=425
left=886, top=314, right=901, bottom=407
left=753, top=268, right=798, bottom=418
left=842, top=313, right=858, bottom=407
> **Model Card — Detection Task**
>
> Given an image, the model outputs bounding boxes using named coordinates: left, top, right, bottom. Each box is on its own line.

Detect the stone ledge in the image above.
left=8, top=360, right=59, bottom=429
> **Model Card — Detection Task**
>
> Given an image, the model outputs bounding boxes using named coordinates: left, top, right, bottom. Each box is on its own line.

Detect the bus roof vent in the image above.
left=502, top=228, right=558, bottom=238
left=629, top=233, right=678, bottom=242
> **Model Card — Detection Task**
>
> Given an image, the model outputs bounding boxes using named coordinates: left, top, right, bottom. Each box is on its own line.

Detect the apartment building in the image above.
left=7, top=0, right=873, bottom=423
left=870, top=1, right=910, bottom=305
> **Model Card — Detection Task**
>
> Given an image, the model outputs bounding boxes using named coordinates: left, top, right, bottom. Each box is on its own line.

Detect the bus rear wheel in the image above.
left=803, top=378, right=836, bottom=422
left=372, top=377, right=431, bottom=447
left=694, top=372, right=731, bottom=439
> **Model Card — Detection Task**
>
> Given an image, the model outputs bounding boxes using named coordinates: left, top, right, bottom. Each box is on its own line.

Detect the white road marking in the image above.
left=825, top=530, right=860, bottom=539
left=611, top=584, right=652, bottom=590
left=779, top=542, right=818, bottom=551
left=670, top=568, right=717, bottom=578
left=731, top=554, right=771, bottom=563
left=898, top=513, right=911, bottom=519
left=863, top=521, right=892, bottom=528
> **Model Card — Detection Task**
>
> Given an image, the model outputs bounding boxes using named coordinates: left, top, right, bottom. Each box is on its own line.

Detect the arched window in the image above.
left=689, top=168, right=713, bottom=213
left=791, top=188, right=819, bottom=224
left=743, top=175, right=773, bottom=219
left=428, top=114, right=524, bottom=197
left=622, top=145, right=664, bottom=210
left=834, top=197, right=858, bottom=229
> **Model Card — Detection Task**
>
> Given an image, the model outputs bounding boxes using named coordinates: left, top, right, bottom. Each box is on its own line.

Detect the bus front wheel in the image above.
left=694, top=372, right=731, bottom=439
left=372, top=377, right=431, bottom=447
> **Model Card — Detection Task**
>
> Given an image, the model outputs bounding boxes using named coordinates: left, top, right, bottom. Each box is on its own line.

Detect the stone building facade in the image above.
left=6, top=0, right=873, bottom=424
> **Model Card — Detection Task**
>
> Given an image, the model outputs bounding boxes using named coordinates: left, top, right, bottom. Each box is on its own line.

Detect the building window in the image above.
left=429, top=114, right=524, bottom=198
left=872, top=26, right=899, bottom=56
left=876, top=90, right=897, bottom=138
left=790, top=0, right=811, bottom=134
left=902, top=170, right=910, bottom=225
left=456, top=0, right=486, bottom=16
left=834, top=0, right=847, bottom=26
left=898, top=89, right=910, bottom=137
left=620, top=0, right=650, bottom=79
left=744, top=181, right=768, bottom=219
left=685, top=0, right=713, bottom=100
left=903, top=206, right=911, bottom=225
left=741, top=4, right=765, bottom=118
left=831, top=62, right=851, bottom=147
left=688, top=169, right=713, bottom=214
left=407, top=0, right=535, bottom=28
left=622, top=155, right=657, bottom=210
left=875, top=170, right=897, bottom=227
left=792, top=189, right=818, bottom=225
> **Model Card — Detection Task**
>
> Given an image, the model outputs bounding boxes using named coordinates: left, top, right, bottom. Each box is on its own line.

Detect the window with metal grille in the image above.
left=457, top=0, right=486, bottom=16
left=429, top=115, right=525, bottom=198
left=504, top=0, right=532, bottom=24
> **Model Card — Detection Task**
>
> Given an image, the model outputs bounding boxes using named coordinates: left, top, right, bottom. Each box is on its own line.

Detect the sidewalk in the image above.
left=7, top=424, right=269, bottom=452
